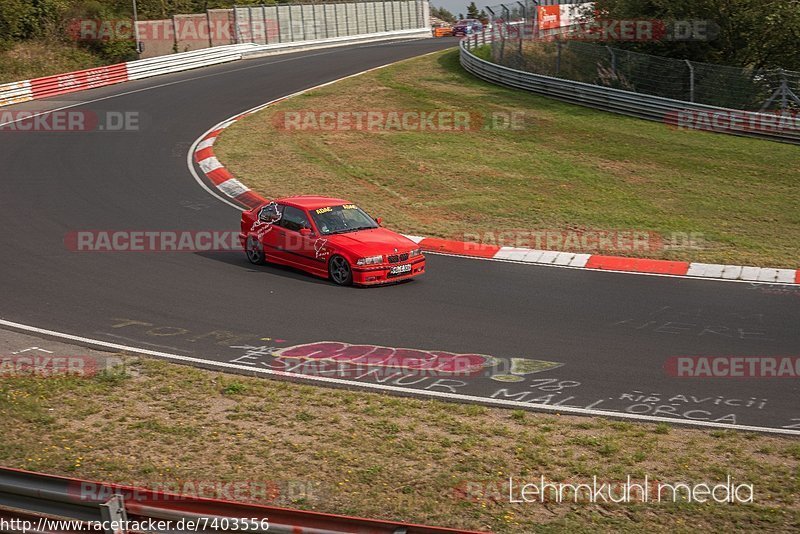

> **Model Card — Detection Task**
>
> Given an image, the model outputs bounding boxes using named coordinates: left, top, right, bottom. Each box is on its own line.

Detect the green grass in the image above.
left=215, top=49, right=800, bottom=268
left=0, top=41, right=105, bottom=84
left=0, top=356, right=798, bottom=532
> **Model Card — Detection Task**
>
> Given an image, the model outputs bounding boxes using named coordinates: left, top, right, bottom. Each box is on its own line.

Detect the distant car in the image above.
left=433, top=25, right=454, bottom=37
left=452, top=19, right=483, bottom=36
left=240, top=196, right=425, bottom=286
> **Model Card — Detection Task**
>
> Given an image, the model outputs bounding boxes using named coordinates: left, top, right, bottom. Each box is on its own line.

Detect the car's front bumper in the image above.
left=352, top=257, right=426, bottom=286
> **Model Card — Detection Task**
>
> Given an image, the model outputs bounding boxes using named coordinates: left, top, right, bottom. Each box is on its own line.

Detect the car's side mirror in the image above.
left=375, top=217, right=383, bottom=226
left=299, top=228, right=312, bottom=237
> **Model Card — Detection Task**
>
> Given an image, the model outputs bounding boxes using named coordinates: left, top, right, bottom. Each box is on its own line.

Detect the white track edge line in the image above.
left=1, top=318, right=797, bottom=436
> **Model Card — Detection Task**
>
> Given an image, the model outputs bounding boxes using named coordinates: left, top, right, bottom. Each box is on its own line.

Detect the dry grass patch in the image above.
left=215, top=50, right=800, bottom=268
left=0, top=357, right=798, bottom=532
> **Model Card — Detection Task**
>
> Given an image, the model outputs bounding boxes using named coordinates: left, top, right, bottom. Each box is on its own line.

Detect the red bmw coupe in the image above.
left=240, top=196, right=425, bottom=286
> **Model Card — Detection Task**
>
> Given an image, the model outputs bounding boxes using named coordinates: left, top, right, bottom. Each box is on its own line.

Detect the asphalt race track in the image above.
left=1, top=38, right=798, bottom=433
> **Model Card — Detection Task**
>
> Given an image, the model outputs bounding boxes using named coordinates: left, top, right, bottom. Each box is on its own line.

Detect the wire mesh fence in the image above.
left=491, top=37, right=799, bottom=111
left=479, top=3, right=800, bottom=112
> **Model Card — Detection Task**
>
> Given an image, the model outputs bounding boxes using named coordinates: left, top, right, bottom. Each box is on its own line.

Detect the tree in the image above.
left=430, top=5, right=456, bottom=23
left=466, top=1, right=479, bottom=19
left=591, top=0, right=800, bottom=71
left=478, top=9, right=489, bottom=24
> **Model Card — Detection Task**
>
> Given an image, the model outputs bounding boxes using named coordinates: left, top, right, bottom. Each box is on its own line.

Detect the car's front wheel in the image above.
left=328, top=255, right=353, bottom=286
left=245, top=235, right=266, bottom=265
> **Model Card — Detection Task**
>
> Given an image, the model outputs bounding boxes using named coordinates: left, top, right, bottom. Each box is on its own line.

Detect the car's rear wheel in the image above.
left=245, top=235, right=266, bottom=265
left=328, top=255, right=353, bottom=286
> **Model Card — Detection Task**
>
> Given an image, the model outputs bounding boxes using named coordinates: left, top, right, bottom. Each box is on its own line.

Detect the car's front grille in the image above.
left=387, top=253, right=409, bottom=263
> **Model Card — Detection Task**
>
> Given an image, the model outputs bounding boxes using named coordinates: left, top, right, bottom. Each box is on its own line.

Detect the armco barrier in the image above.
left=31, top=63, right=129, bottom=100
left=0, top=467, right=479, bottom=534
left=460, top=36, right=800, bottom=145
left=239, top=28, right=433, bottom=58
left=0, top=26, right=430, bottom=109
left=0, top=44, right=258, bottom=109
left=125, top=43, right=260, bottom=80
left=0, top=80, right=33, bottom=107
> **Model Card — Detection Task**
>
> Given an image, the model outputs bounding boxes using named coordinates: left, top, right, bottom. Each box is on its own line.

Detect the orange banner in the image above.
left=537, top=5, right=561, bottom=30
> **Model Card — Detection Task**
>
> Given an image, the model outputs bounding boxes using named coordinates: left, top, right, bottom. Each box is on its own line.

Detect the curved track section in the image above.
left=1, top=39, right=798, bottom=433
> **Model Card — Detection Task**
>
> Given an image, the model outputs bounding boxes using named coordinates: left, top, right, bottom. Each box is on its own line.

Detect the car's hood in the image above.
left=325, top=227, right=417, bottom=256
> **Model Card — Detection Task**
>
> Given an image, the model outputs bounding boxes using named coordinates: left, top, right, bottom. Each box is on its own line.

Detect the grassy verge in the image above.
left=0, top=41, right=107, bottom=83
left=1, top=356, right=798, bottom=532
left=215, top=49, right=800, bottom=268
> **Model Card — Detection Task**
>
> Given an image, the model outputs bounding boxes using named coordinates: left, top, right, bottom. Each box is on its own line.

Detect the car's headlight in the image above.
left=409, top=248, right=422, bottom=257
left=357, top=255, right=383, bottom=266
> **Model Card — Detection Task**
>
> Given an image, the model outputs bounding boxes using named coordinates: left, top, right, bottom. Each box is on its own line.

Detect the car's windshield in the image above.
left=310, top=204, right=379, bottom=235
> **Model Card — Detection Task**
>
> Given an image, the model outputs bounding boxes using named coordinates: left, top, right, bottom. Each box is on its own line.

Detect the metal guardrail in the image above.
left=0, top=81, right=33, bottom=107
left=0, top=44, right=260, bottom=107
left=0, top=467, right=479, bottom=534
left=126, top=44, right=260, bottom=80
left=460, top=35, right=800, bottom=144
left=240, top=28, right=433, bottom=59
left=0, top=27, right=430, bottom=109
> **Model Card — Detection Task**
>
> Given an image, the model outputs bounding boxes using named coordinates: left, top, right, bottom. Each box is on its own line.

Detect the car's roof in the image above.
left=276, top=195, right=352, bottom=210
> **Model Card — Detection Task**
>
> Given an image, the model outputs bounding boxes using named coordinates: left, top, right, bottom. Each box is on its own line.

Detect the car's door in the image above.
left=253, top=202, right=286, bottom=263
left=275, top=205, right=323, bottom=273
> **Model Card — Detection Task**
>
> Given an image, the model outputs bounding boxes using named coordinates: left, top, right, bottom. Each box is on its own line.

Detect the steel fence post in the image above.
left=262, top=5, right=268, bottom=44
left=248, top=6, right=255, bottom=43
left=172, top=14, right=179, bottom=50
left=232, top=5, right=239, bottom=44
left=555, top=40, right=561, bottom=75
left=300, top=4, right=306, bottom=41
left=685, top=59, right=694, bottom=103
left=607, top=46, right=616, bottom=77
left=345, top=2, right=351, bottom=35
left=312, top=3, right=318, bottom=40
left=275, top=5, right=281, bottom=42
left=288, top=3, right=294, bottom=41
left=206, top=8, right=213, bottom=47
left=780, top=69, right=788, bottom=111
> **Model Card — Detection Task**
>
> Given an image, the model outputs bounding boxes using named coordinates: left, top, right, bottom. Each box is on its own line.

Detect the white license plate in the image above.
left=390, top=264, right=412, bottom=275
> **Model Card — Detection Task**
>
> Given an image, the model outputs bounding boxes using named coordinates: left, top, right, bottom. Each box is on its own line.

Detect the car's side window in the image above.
left=258, top=202, right=283, bottom=224
left=280, top=206, right=311, bottom=232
